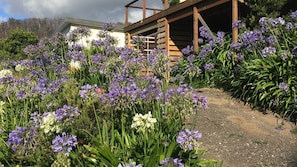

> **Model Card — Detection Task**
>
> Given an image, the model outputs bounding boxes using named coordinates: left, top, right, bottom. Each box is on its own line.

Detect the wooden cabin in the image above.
left=124, top=0, right=243, bottom=65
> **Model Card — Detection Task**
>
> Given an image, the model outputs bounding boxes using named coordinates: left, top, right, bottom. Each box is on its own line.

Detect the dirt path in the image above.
left=192, top=88, right=297, bottom=167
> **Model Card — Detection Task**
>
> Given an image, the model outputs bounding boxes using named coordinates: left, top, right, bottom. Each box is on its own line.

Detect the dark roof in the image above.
left=50, top=17, right=125, bottom=37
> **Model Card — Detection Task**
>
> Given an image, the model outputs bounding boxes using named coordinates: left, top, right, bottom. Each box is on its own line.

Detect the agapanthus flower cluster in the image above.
left=203, top=63, right=214, bottom=71
left=100, top=79, right=141, bottom=110
left=181, top=45, right=194, bottom=55
left=15, top=64, right=26, bottom=72
left=165, top=84, right=208, bottom=112
left=7, top=125, right=39, bottom=154
left=186, top=54, right=195, bottom=64
left=236, top=54, right=245, bottom=61
left=262, top=46, right=276, bottom=57
left=131, top=111, right=157, bottom=133
left=230, top=42, right=243, bottom=52
left=291, top=10, right=297, bottom=19
left=69, top=59, right=82, bottom=71
left=259, top=17, right=286, bottom=32
left=102, top=22, right=116, bottom=31
left=279, top=82, right=289, bottom=92
left=40, top=112, right=61, bottom=134
left=232, top=20, right=245, bottom=29
left=137, top=76, right=163, bottom=101
left=240, top=30, right=264, bottom=51
left=198, top=45, right=212, bottom=58
left=159, top=157, right=184, bottom=167
left=214, top=31, right=225, bottom=46
left=0, top=69, right=12, bottom=78
left=51, top=132, right=77, bottom=156
left=118, top=162, right=142, bottom=167
left=176, top=129, right=202, bottom=151
left=13, top=77, right=33, bottom=100
left=147, top=48, right=170, bottom=78
left=67, top=26, right=91, bottom=43
left=79, top=84, right=100, bottom=99
left=199, top=26, right=213, bottom=42
left=31, top=76, right=66, bottom=99
left=55, top=105, right=80, bottom=123
left=7, top=126, right=26, bottom=151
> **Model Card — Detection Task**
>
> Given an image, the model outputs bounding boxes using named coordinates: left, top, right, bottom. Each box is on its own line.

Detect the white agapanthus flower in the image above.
left=0, top=69, right=12, bottom=78
left=131, top=111, right=157, bottom=133
left=15, top=64, right=26, bottom=72
left=40, top=112, right=61, bottom=134
left=69, top=60, right=81, bottom=71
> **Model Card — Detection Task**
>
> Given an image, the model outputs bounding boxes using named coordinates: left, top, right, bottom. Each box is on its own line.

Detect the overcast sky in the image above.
left=0, top=0, right=164, bottom=23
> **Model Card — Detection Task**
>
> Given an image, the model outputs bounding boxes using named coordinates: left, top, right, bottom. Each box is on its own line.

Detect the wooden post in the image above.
left=232, top=0, right=238, bottom=44
left=126, top=33, right=131, bottom=48
left=125, top=7, right=129, bottom=26
left=165, top=18, right=170, bottom=82
left=193, top=6, right=199, bottom=52
left=143, top=0, right=146, bottom=20
left=164, top=0, right=169, bottom=9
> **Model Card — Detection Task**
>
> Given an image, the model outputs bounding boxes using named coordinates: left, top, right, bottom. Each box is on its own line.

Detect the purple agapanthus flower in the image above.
left=52, top=132, right=77, bottom=156
left=198, top=45, right=212, bottom=58
left=286, top=22, right=294, bottom=30
left=181, top=45, right=194, bottom=55
left=199, top=26, right=212, bottom=42
left=186, top=54, right=195, bottom=64
left=237, top=54, right=245, bottom=61
left=291, top=10, right=297, bottom=19
left=230, top=42, right=242, bottom=52
left=7, top=125, right=39, bottom=153
left=262, top=46, right=276, bottom=57
left=102, top=22, right=116, bottom=31
left=203, top=63, right=214, bottom=71
left=7, top=126, right=26, bottom=151
left=118, top=162, right=142, bottom=167
left=54, top=105, right=80, bottom=123
left=232, top=20, right=245, bottom=29
left=176, top=129, right=202, bottom=151
left=160, top=157, right=184, bottom=167
left=279, top=82, right=288, bottom=92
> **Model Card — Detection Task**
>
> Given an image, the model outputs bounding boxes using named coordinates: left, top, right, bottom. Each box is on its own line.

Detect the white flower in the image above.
left=69, top=60, right=81, bottom=71
left=131, top=112, right=157, bottom=133
left=15, top=64, right=26, bottom=72
left=0, top=69, right=12, bottom=78
left=40, top=112, right=61, bottom=134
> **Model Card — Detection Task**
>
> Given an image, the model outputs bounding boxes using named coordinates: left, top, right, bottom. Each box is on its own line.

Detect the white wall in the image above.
left=68, top=25, right=125, bottom=47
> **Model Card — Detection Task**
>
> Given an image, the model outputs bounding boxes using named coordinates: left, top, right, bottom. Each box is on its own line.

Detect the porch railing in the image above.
left=125, top=0, right=169, bottom=26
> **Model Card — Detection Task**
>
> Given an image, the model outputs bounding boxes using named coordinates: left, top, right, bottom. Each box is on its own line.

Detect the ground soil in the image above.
left=192, top=88, right=297, bottom=167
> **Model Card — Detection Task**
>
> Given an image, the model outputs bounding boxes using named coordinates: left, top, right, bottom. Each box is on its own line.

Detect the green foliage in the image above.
left=244, top=0, right=288, bottom=27
left=0, top=28, right=38, bottom=60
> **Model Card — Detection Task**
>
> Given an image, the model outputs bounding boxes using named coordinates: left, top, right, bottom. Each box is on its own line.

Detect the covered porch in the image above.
left=124, top=0, right=243, bottom=65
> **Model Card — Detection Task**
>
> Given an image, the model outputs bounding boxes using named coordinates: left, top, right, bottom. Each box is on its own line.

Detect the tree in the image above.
left=243, top=0, right=288, bottom=27
left=161, top=0, right=180, bottom=7
left=0, top=28, right=38, bottom=60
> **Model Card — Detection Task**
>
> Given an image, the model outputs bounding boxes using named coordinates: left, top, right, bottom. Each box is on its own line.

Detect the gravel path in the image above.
left=191, top=88, right=297, bottom=167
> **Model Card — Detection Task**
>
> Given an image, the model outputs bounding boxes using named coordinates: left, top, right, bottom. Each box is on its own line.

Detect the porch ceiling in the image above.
left=124, top=0, right=231, bottom=33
